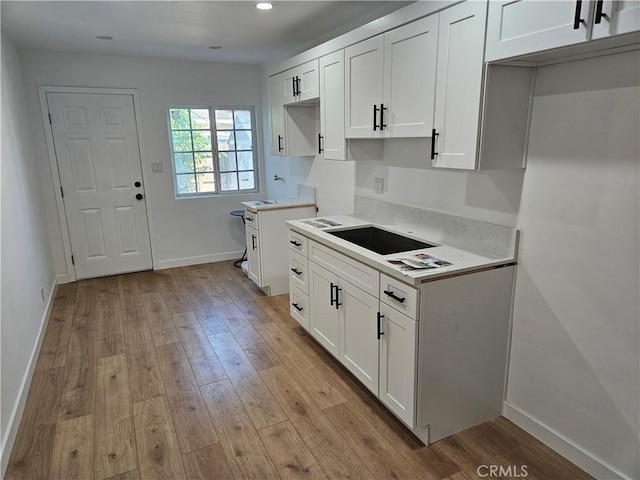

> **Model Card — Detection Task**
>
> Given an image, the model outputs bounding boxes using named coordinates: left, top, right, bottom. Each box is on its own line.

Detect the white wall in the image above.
left=506, top=51, right=639, bottom=480
left=20, top=51, right=265, bottom=278
left=1, top=35, right=57, bottom=473
left=266, top=51, right=640, bottom=478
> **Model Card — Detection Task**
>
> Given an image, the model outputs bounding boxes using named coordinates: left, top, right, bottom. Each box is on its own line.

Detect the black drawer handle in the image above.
left=383, top=290, right=405, bottom=303
left=289, top=240, right=302, bottom=246
left=377, top=312, right=384, bottom=340
left=245, top=216, right=254, bottom=222
left=290, top=268, right=302, bottom=276
left=380, top=103, right=387, bottom=130
left=373, top=104, right=379, bottom=131
left=430, top=128, right=439, bottom=160
left=292, top=302, right=303, bottom=312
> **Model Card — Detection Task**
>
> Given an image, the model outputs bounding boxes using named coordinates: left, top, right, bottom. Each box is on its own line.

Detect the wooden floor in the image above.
left=6, top=261, right=592, bottom=480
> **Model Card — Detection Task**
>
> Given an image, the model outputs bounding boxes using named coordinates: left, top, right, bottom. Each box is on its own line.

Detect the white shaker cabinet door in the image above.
left=319, top=50, right=346, bottom=160
left=485, top=0, right=592, bottom=61
left=339, top=281, right=380, bottom=395
left=309, top=262, right=341, bottom=357
left=267, top=75, right=287, bottom=156
left=383, top=14, right=438, bottom=137
left=246, top=225, right=262, bottom=287
left=379, top=303, right=417, bottom=428
left=432, top=0, right=486, bottom=170
left=345, top=35, right=384, bottom=138
left=591, top=0, right=640, bottom=39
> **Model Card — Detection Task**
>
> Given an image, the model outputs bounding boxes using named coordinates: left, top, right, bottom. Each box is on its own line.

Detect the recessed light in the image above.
left=256, top=3, right=273, bottom=10
left=208, top=46, right=223, bottom=50
left=96, top=35, right=113, bottom=40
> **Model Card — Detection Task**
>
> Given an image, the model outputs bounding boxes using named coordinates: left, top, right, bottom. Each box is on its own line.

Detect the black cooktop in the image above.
left=328, top=226, right=435, bottom=255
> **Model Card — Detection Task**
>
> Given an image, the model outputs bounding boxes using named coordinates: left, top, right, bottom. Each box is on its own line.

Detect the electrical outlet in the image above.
left=374, top=177, right=384, bottom=194
left=151, top=162, right=164, bottom=173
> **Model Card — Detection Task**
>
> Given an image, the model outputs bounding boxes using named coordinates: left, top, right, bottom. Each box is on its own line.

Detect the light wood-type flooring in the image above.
left=5, top=261, right=593, bottom=480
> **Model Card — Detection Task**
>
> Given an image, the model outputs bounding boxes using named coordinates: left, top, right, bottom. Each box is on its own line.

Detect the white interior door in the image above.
left=47, top=92, right=152, bottom=279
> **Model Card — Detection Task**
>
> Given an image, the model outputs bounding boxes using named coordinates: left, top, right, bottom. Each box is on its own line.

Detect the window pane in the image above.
left=195, top=152, right=214, bottom=172
left=237, top=151, right=253, bottom=171
left=192, top=130, right=212, bottom=151
left=215, top=110, right=234, bottom=130
left=235, top=130, right=252, bottom=150
left=197, top=173, right=216, bottom=192
left=172, top=130, right=192, bottom=152
left=190, top=109, right=210, bottom=129
left=217, top=131, right=235, bottom=151
left=219, top=152, right=237, bottom=172
left=170, top=109, right=190, bottom=129
left=220, top=172, right=238, bottom=191
left=174, top=152, right=194, bottom=173
left=176, top=174, right=196, bottom=194
left=234, top=110, right=252, bottom=129
left=238, top=171, right=255, bottom=190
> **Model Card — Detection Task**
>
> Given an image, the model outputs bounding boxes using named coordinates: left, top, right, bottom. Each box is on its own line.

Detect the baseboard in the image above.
left=502, top=401, right=629, bottom=480
left=156, top=251, right=243, bottom=270
left=56, top=273, right=71, bottom=284
left=1, top=280, right=58, bottom=478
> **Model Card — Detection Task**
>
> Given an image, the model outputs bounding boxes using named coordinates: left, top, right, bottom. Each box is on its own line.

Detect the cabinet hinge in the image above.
left=71, top=255, right=75, bottom=266
left=48, top=113, right=52, bottom=125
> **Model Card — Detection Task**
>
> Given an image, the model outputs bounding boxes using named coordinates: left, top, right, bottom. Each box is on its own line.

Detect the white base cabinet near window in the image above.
left=244, top=205, right=316, bottom=296
left=289, top=232, right=515, bottom=444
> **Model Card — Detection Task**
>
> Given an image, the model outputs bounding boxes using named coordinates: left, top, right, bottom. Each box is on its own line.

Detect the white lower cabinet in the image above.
left=245, top=224, right=261, bottom=286
left=379, top=303, right=417, bottom=427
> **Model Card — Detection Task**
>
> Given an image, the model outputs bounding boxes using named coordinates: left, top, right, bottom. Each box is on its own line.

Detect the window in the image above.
left=167, top=106, right=258, bottom=196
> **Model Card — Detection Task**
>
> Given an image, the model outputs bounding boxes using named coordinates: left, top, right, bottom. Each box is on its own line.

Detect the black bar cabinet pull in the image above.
left=251, top=234, right=257, bottom=250
left=380, top=104, right=387, bottom=129
left=289, top=240, right=301, bottom=246
left=292, top=303, right=303, bottom=312
left=573, top=0, right=584, bottom=29
left=277, top=135, right=283, bottom=152
left=430, top=129, right=439, bottom=160
left=318, top=133, right=324, bottom=154
left=330, top=282, right=336, bottom=306
left=290, top=268, right=302, bottom=276
left=373, top=105, right=379, bottom=131
left=334, top=285, right=342, bottom=309
left=383, top=290, right=406, bottom=303
left=292, top=77, right=297, bottom=97
left=377, top=312, right=384, bottom=339
left=595, top=0, right=607, bottom=23
left=245, top=216, right=253, bottom=222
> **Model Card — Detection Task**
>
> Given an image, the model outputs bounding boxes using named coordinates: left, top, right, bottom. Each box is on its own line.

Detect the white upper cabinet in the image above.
left=592, top=0, right=640, bottom=39
left=267, top=74, right=287, bottom=156
left=486, top=1, right=592, bottom=61
left=486, top=0, right=640, bottom=61
left=432, top=1, right=487, bottom=170
left=345, top=35, right=385, bottom=138
left=319, top=50, right=346, bottom=160
left=345, top=15, right=439, bottom=139
left=283, top=59, right=320, bottom=105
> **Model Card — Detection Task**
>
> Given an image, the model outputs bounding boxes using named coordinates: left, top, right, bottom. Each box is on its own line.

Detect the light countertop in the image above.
left=287, top=215, right=516, bottom=286
left=242, top=198, right=316, bottom=213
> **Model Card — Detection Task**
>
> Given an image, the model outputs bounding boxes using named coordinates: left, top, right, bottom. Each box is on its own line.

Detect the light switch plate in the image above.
left=151, top=162, right=163, bottom=173
left=374, top=177, right=384, bottom=194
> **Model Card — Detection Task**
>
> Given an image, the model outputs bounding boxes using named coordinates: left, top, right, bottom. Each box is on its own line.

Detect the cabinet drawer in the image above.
left=289, top=250, right=309, bottom=294
left=289, top=284, right=310, bottom=331
left=244, top=211, right=259, bottom=229
left=380, top=273, right=419, bottom=319
left=309, top=240, right=379, bottom=297
left=288, top=230, right=308, bottom=256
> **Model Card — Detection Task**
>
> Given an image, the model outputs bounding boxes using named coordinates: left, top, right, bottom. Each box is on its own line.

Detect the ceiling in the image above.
left=1, top=1, right=413, bottom=65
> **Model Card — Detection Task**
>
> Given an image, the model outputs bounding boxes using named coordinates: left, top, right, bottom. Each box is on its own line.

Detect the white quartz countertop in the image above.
left=242, top=198, right=316, bottom=213
left=287, top=215, right=516, bottom=286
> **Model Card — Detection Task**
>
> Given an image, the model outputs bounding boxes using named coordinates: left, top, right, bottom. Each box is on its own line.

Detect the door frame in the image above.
left=38, top=86, right=157, bottom=283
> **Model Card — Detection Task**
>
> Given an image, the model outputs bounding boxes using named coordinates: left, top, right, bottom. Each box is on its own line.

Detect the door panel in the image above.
left=592, top=0, right=640, bottom=38
left=319, top=50, right=346, bottom=160
left=309, top=262, right=340, bottom=357
left=48, top=92, right=152, bottom=279
left=340, top=281, right=379, bottom=395
left=246, top=225, right=262, bottom=286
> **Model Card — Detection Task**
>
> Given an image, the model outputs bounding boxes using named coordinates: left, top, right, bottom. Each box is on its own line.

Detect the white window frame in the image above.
left=166, top=104, right=260, bottom=198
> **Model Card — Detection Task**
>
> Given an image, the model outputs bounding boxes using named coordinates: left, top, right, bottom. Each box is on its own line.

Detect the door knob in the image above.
left=136, top=193, right=143, bottom=200
left=135, top=181, right=141, bottom=188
